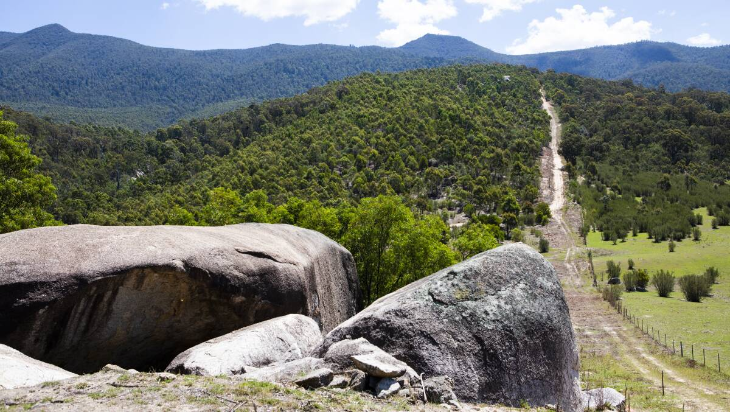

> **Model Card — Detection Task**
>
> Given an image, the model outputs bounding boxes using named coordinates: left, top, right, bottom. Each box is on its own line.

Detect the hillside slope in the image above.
left=4, top=65, right=549, bottom=226
left=3, top=26, right=730, bottom=130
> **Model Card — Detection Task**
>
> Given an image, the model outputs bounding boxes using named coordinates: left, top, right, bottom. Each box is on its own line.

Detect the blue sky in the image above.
left=3, top=1, right=727, bottom=53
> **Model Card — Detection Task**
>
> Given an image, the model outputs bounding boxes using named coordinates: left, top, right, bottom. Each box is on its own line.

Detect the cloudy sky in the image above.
left=3, top=0, right=727, bottom=53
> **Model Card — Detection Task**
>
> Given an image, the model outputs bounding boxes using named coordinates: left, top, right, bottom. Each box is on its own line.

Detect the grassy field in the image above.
left=587, top=208, right=730, bottom=369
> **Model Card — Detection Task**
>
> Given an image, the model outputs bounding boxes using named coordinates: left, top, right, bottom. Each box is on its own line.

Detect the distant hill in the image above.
left=2, top=25, right=730, bottom=130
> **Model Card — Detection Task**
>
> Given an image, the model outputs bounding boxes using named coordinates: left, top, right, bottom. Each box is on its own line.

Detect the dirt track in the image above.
left=539, top=92, right=729, bottom=411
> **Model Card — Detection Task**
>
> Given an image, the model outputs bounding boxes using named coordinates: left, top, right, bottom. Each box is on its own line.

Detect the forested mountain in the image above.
left=2, top=25, right=730, bottom=130
left=0, top=24, right=447, bottom=130
left=4, top=65, right=548, bottom=226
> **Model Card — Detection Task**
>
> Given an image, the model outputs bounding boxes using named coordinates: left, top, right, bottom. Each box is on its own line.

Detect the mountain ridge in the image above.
left=3, top=24, right=730, bottom=130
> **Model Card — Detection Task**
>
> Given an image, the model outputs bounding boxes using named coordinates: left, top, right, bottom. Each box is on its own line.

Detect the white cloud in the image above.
left=196, top=0, right=359, bottom=26
left=701, top=22, right=710, bottom=27
left=465, top=0, right=538, bottom=22
left=376, top=0, right=457, bottom=46
left=161, top=2, right=170, bottom=10
left=687, top=33, right=721, bottom=47
left=507, top=5, right=654, bottom=55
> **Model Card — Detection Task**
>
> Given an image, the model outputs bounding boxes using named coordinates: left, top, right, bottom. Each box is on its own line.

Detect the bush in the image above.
left=668, top=240, right=676, bottom=252
left=704, top=267, right=720, bottom=285
left=602, top=284, right=623, bottom=306
left=718, top=212, right=730, bottom=226
left=622, top=271, right=637, bottom=291
left=511, top=228, right=524, bottom=242
left=606, top=260, right=621, bottom=279
left=692, top=227, right=701, bottom=241
left=635, top=269, right=650, bottom=290
left=711, top=218, right=719, bottom=229
left=538, top=237, right=549, bottom=253
left=628, top=258, right=635, bottom=270
left=652, top=270, right=675, bottom=297
left=678, top=275, right=711, bottom=302
left=696, top=213, right=703, bottom=226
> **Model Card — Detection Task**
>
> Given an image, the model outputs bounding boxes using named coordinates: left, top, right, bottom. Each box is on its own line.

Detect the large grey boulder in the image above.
left=0, top=344, right=77, bottom=389
left=0, top=224, right=358, bottom=373
left=321, top=243, right=581, bottom=410
left=166, top=314, right=322, bottom=376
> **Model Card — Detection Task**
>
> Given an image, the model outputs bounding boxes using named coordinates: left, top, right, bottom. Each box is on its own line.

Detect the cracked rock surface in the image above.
left=321, top=243, right=582, bottom=411
left=0, top=223, right=358, bottom=373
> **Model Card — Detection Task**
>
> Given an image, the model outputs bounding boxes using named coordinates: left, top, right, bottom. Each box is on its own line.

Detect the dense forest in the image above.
left=544, top=72, right=730, bottom=242
left=3, top=25, right=730, bottom=130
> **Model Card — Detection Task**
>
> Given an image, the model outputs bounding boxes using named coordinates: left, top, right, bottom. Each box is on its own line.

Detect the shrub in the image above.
left=606, top=260, right=621, bottom=279
left=704, top=267, right=720, bottom=285
left=652, top=270, right=675, bottom=297
left=622, top=271, right=637, bottom=291
left=692, top=227, right=701, bottom=241
left=538, top=237, right=549, bottom=253
left=627, top=258, right=635, bottom=270
left=718, top=212, right=730, bottom=226
left=696, top=213, right=703, bottom=225
left=678, top=275, right=711, bottom=302
left=602, top=284, right=623, bottom=306
left=668, top=240, right=676, bottom=252
left=635, top=269, right=650, bottom=290
left=711, top=218, right=719, bottom=229
left=511, top=228, right=524, bottom=242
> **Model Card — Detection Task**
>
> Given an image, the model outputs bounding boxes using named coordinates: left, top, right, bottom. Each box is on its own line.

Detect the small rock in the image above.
left=424, top=376, right=458, bottom=404
left=101, top=364, right=127, bottom=374
left=582, top=388, right=625, bottom=411
left=375, top=378, right=401, bottom=398
left=397, top=388, right=411, bottom=397
left=156, top=372, right=177, bottom=382
left=328, top=374, right=350, bottom=388
left=127, top=369, right=140, bottom=375
left=348, top=369, right=368, bottom=391
left=351, top=353, right=406, bottom=378
left=295, top=368, right=333, bottom=389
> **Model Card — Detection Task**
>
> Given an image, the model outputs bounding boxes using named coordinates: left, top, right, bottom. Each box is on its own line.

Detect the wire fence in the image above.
left=611, top=299, right=724, bottom=375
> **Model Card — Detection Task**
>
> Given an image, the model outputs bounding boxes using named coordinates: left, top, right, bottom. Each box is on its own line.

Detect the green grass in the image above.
left=587, top=208, right=730, bottom=370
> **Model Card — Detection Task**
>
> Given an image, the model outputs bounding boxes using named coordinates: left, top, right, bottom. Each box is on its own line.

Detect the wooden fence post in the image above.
left=681, top=341, right=683, bottom=357
left=661, top=370, right=664, bottom=396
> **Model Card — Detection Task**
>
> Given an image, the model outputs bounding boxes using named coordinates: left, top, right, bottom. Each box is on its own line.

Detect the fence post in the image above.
left=681, top=341, right=683, bottom=357
left=672, top=340, right=675, bottom=354
left=703, top=349, right=706, bottom=367
left=719, top=353, right=721, bottom=373
left=661, top=370, right=664, bottom=396
left=692, top=344, right=694, bottom=361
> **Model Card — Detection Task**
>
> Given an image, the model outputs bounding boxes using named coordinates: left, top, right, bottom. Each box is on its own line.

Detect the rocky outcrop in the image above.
left=166, top=314, right=322, bottom=376
left=0, top=224, right=358, bottom=373
left=321, top=243, right=582, bottom=410
left=0, top=344, right=77, bottom=389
